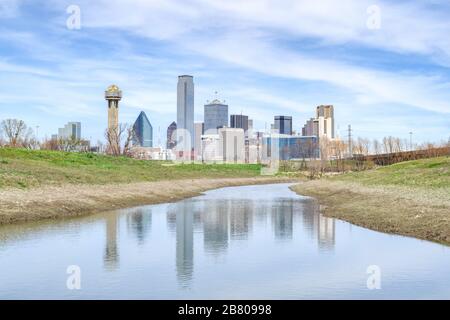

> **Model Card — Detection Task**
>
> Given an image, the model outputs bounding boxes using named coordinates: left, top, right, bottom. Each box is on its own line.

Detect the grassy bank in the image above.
left=0, top=148, right=263, bottom=189
left=291, top=156, right=450, bottom=245
left=0, top=148, right=295, bottom=224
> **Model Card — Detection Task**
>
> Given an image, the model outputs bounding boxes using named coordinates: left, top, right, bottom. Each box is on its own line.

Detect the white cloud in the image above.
left=2, top=0, right=450, bottom=142
left=54, top=0, right=450, bottom=114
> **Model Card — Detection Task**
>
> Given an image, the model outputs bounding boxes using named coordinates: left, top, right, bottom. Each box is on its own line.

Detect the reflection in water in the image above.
left=104, top=214, right=119, bottom=270
left=230, top=201, right=253, bottom=240
left=168, top=194, right=335, bottom=286
left=2, top=184, right=449, bottom=299
left=318, top=215, right=335, bottom=250
left=203, top=200, right=229, bottom=256
left=174, top=202, right=194, bottom=288
left=272, top=199, right=295, bottom=240
left=301, top=200, right=335, bottom=251
left=126, top=209, right=152, bottom=245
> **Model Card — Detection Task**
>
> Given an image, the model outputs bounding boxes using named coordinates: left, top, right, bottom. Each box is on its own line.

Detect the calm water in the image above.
left=0, top=183, right=449, bottom=299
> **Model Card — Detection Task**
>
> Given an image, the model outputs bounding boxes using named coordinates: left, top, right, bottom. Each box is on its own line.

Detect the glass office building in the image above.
left=133, top=111, right=153, bottom=147
left=204, top=99, right=228, bottom=134
left=263, top=136, right=319, bottom=160
left=274, top=116, right=293, bottom=135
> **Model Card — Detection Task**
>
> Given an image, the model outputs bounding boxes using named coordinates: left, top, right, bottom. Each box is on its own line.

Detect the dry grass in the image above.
left=0, top=177, right=296, bottom=225
left=291, top=157, right=450, bottom=245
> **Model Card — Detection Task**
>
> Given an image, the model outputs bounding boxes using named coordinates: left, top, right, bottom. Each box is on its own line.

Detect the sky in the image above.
left=0, top=0, right=449, bottom=145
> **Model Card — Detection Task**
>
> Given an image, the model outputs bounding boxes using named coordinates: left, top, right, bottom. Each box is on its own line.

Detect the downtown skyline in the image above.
left=0, top=0, right=449, bottom=145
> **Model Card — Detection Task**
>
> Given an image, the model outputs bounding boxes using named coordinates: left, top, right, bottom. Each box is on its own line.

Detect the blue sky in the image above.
left=0, top=0, right=449, bottom=145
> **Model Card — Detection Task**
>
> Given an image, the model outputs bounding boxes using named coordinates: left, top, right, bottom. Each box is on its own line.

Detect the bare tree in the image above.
left=41, top=137, right=60, bottom=151
left=373, top=139, right=381, bottom=155
left=332, top=139, right=347, bottom=172
left=105, top=123, right=135, bottom=156
left=0, top=127, right=5, bottom=147
left=1, top=119, right=34, bottom=147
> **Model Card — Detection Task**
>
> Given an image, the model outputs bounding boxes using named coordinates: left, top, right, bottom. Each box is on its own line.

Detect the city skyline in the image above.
left=0, top=1, right=449, bottom=145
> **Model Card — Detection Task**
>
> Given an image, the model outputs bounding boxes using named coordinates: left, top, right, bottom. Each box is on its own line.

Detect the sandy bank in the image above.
left=0, top=177, right=296, bottom=225
left=291, top=180, right=450, bottom=246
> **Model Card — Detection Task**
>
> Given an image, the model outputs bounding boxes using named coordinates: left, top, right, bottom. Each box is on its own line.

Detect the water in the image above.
left=0, top=183, right=449, bottom=299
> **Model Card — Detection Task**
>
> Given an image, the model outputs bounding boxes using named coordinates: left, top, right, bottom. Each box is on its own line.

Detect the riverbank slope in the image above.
left=291, top=157, right=450, bottom=245
left=0, top=148, right=296, bottom=224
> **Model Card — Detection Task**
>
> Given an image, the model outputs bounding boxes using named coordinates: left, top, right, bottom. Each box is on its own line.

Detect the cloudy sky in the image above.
left=0, top=0, right=449, bottom=145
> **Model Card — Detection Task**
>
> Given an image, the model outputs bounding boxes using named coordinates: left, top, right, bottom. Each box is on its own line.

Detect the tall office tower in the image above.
left=274, top=116, right=293, bottom=135
left=166, top=121, right=177, bottom=149
left=177, top=75, right=195, bottom=150
left=57, top=122, right=81, bottom=140
left=302, top=118, right=319, bottom=136
left=204, top=99, right=228, bottom=134
left=316, top=105, right=335, bottom=139
left=105, top=84, right=122, bottom=131
left=230, top=114, right=249, bottom=133
left=132, top=111, right=153, bottom=147
left=194, top=122, right=204, bottom=159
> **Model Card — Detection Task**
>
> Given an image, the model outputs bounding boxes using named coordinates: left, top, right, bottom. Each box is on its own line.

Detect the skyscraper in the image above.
left=204, top=99, right=228, bottom=134
left=274, top=116, right=293, bottom=135
left=167, top=121, right=177, bottom=149
left=57, top=122, right=81, bottom=140
left=302, top=118, right=319, bottom=136
left=194, top=122, right=204, bottom=159
left=230, top=114, right=249, bottom=133
left=132, top=111, right=153, bottom=147
left=316, top=105, right=335, bottom=139
left=105, top=84, right=122, bottom=131
left=177, top=75, right=194, bottom=150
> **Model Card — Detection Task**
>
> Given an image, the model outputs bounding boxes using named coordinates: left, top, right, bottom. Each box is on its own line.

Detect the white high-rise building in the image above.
left=301, top=105, right=335, bottom=140
left=194, top=122, right=204, bottom=160
left=218, top=127, right=245, bottom=164
left=316, top=105, right=335, bottom=140
left=177, top=75, right=195, bottom=152
left=58, top=122, right=81, bottom=140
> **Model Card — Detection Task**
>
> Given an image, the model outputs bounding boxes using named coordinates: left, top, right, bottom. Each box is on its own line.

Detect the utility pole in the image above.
left=409, top=132, right=413, bottom=151
left=347, top=124, right=352, bottom=157
left=35, top=125, right=39, bottom=142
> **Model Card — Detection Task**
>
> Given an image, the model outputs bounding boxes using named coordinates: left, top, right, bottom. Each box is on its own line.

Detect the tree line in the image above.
left=0, top=118, right=135, bottom=155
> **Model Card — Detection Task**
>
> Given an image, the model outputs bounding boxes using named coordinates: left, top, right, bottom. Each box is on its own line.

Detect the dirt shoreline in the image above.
left=291, top=180, right=450, bottom=246
left=0, top=176, right=297, bottom=225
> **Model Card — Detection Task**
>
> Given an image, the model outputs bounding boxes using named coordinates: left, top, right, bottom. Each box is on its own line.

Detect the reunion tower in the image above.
left=105, top=84, right=122, bottom=131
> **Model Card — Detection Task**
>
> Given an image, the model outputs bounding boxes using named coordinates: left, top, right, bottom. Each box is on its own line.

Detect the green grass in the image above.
left=333, top=156, right=450, bottom=189
left=0, top=148, right=262, bottom=189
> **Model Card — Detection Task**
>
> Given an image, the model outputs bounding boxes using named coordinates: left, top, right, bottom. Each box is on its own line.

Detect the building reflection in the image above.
left=271, top=199, right=294, bottom=240
left=166, top=193, right=336, bottom=286
left=104, top=214, right=119, bottom=270
left=318, top=215, right=335, bottom=250
left=202, top=200, right=229, bottom=255
left=301, top=199, right=335, bottom=251
left=174, top=202, right=194, bottom=288
left=126, top=208, right=152, bottom=245
left=230, top=200, right=253, bottom=240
